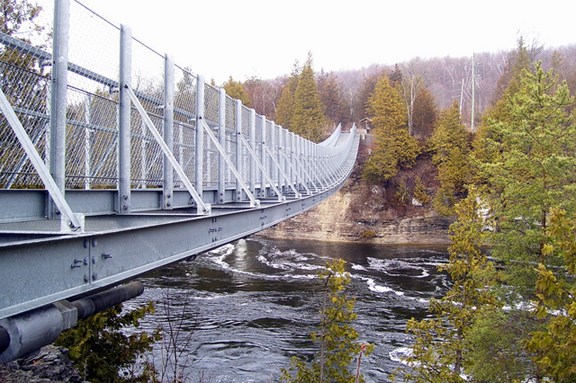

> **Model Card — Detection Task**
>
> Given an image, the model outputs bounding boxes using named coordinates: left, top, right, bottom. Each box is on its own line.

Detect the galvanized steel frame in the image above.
left=0, top=0, right=360, bottom=320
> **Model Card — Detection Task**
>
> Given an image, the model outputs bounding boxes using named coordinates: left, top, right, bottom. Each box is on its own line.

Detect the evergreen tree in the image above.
left=527, top=208, right=576, bottom=382
left=290, top=53, right=326, bottom=142
left=472, top=38, right=533, bottom=168
left=363, top=75, right=420, bottom=182
left=388, top=64, right=403, bottom=87
left=397, top=192, right=498, bottom=383
left=281, top=259, right=373, bottom=383
left=468, top=62, right=576, bottom=382
left=430, top=101, right=470, bottom=215
left=56, top=303, right=160, bottom=383
left=351, top=71, right=381, bottom=122
left=222, top=76, right=251, bottom=107
left=275, top=62, right=300, bottom=129
left=398, top=59, right=576, bottom=381
left=411, top=86, right=437, bottom=139
left=479, top=63, right=576, bottom=299
left=366, top=75, right=406, bottom=131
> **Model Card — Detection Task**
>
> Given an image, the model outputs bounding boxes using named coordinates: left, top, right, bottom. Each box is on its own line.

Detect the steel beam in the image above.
left=0, top=180, right=350, bottom=320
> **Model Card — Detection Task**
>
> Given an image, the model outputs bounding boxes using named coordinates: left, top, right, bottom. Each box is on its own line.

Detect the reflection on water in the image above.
left=132, top=237, right=449, bottom=382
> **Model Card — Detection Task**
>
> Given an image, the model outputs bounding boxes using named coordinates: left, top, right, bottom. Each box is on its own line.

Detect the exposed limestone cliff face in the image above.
left=259, top=137, right=453, bottom=245
left=259, top=188, right=453, bottom=245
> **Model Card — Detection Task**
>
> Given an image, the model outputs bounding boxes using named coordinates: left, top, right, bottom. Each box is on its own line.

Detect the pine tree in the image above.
left=222, top=76, right=251, bottom=107
left=366, top=75, right=406, bottom=131
left=469, top=62, right=576, bottom=382
left=275, top=62, right=300, bottom=130
left=527, top=208, right=576, bottom=382
left=397, top=192, right=498, bottom=383
left=430, top=101, right=470, bottom=215
left=56, top=303, right=160, bottom=383
left=290, top=54, right=326, bottom=142
left=472, top=38, right=533, bottom=167
left=281, top=259, right=373, bottom=383
left=363, top=75, right=420, bottom=182
left=411, top=86, right=437, bottom=139
left=479, top=63, right=576, bottom=298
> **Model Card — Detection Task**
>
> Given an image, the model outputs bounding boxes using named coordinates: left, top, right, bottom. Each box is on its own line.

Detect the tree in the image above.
left=363, top=75, right=420, bottom=182
left=290, top=53, right=326, bottom=142
left=400, top=61, right=425, bottom=135
left=281, top=258, right=373, bottom=383
left=479, top=63, right=576, bottom=298
left=469, top=62, right=576, bottom=382
left=366, top=75, right=405, bottom=131
left=429, top=101, right=470, bottom=215
left=527, top=208, right=576, bottom=382
left=397, top=192, right=498, bottom=383
left=56, top=303, right=160, bottom=383
left=243, top=75, right=282, bottom=120
left=222, top=76, right=251, bottom=107
left=0, top=0, right=43, bottom=37
left=317, top=70, right=349, bottom=125
left=351, top=70, right=382, bottom=122
left=411, top=86, right=437, bottom=139
left=490, top=37, right=540, bottom=108
left=275, top=61, right=300, bottom=129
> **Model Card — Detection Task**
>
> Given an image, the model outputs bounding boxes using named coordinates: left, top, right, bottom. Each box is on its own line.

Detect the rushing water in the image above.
left=131, top=237, right=450, bottom=382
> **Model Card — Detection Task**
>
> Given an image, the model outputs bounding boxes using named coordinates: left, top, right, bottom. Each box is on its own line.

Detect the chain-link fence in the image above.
left=0, top=0, right=356, bottom=208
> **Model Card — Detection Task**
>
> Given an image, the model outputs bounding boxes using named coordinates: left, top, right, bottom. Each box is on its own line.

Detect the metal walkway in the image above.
left=0, top=0, right=359, bottom=361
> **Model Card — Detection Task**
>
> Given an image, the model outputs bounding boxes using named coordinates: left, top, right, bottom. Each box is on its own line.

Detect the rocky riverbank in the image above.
left=0, top=345, right=87, bottom=383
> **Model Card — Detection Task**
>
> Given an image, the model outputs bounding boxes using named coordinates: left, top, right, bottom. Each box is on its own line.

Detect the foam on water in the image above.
left=367, top=257, right=430, bottom=278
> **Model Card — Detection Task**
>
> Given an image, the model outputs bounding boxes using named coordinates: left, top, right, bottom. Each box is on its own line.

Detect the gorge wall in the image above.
left=259, top=187, right=453, bottom=245
left=259, top=139, right=453, bottom=245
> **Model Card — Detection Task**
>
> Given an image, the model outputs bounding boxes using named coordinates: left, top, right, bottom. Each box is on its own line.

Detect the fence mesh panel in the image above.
left=0, top=1, right=343, bottom=203
left=0, top=28, right=51, bottom=188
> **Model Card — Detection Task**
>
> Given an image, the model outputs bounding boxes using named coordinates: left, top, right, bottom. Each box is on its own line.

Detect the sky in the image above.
left=76, top=0, right=575, bottom=84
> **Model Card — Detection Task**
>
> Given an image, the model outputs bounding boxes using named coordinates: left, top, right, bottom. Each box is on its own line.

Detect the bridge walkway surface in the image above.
left=0, top=0, right=359, bottom=362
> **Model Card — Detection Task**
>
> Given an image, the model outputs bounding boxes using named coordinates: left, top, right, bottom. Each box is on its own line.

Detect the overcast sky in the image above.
left=78, top=0, right=575, bottom=84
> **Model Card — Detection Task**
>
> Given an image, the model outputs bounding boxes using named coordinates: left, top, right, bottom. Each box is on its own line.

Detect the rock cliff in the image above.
left=259, top=140, right=454, bottom=245
left=259, top=187, right=453, bottom=244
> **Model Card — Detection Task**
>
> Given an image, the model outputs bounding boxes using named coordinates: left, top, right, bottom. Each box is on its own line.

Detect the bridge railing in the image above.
left=0, top=0, right=357, bottom=228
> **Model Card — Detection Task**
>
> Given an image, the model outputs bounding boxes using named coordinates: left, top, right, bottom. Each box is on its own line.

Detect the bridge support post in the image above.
left=163, top=54, right=175, bottom=209
left=195, top=75, right=205, bottom=203
left=218, top=89, right=226, bottom=204
left=286, top=131, right=296, bottom=190
left=235, top=99, right=243, bottom=202
left=118, top=25, right=132, bottom=214
left=279, top=127, right=286, bottom=193
left=249, top=109, right=256, bottom=197
left=276, top=125, right=282, bottom=192
left=49, top=0, right=70, bottom=221
left=296, top=136, right=303, bottom=191
left=259, top=115, right=267, bottom=199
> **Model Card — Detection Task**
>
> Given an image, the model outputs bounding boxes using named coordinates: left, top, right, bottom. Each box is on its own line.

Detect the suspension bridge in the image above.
left=0, top=0, right=359, bottom=362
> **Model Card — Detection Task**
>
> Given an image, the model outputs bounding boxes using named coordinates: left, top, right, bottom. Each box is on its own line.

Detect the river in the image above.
left=131, top=237, right=450, bottom=382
